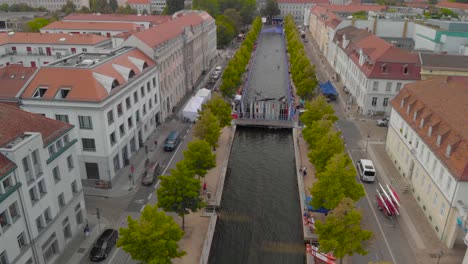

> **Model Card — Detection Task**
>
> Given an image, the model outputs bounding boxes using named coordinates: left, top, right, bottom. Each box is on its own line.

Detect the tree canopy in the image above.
left=308, top=130, right=344, bottom=173
left=315, top=198, right=372, bottom=262
left=157, top=161, right=204, bottom=229
left=61, top=0, right=77, bottom=14
left=117, top=204, right=186, bottom=264
left=26, top=18, right=53, bottom=32
left=194, top=109, right=222, bottom=149
left=183, top=140, right=216, bottom=178
left=300, top=96, right=337, bottom=126
left=261, top=0, right=280, bottom=24
left=204, top=93, right=233, bottom=127
left=165, top=0, right=185, bottom=14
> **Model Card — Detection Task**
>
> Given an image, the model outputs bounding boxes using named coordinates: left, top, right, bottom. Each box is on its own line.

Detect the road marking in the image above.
left=347, top=149, right=397, bottom=264
left=147, top=193, right=152, bottom=200
left=140, top=204, right=146, bottom=212
left=107, top=248, right=120, bottom=264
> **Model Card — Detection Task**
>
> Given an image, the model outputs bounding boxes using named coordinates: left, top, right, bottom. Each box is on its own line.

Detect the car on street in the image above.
left=376, top=117, right=389, bottom=127
left=141, top=161, right=161, bottom=186
left=212, top=73, right=220, bottom=80
left=164, top=131, right=181, bottom=151
left=90, top=229, right=118, bottom=262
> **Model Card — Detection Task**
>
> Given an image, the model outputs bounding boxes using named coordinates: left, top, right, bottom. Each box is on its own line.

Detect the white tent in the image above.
left=182, top=96, right=204, bottom=122
left=195, top=88, right=212, bottom=103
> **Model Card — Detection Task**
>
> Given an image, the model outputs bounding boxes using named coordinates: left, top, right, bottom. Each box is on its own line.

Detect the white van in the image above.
left=357, top=159, right=376, bottom=182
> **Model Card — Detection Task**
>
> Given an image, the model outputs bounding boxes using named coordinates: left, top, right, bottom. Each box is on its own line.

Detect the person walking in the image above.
left=302, top=166, right=307, bottom=177
left=203, top=182, right=207, bottom=194
left=84, top=224, right=90, bottom=237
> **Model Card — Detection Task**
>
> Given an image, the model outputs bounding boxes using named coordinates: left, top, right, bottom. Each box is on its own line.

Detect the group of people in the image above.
left=303, top=210, right=315, bottom=232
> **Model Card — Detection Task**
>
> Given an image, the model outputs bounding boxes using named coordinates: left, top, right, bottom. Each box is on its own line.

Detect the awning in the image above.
left=305, top=196, right=330, bottom=214
left=319, top=81, right=338, bottom=96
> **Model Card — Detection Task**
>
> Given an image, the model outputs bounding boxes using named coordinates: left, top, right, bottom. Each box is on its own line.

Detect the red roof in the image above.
left=42, top=21, right=141, bottom=31
left=63, top=13, right=170, bottom=25
left=20, top=48, right=156, bottom=103
left=130, top=11, right=213, bottom=49
left=0, top=103, right=72, bottom=148
left=126, top=0, right=151, bottom=3
left=436, top=1, right=468, bottom=11
left=314, top=4, right=386, bottom=13
left=311, top=5, right=342, bottom=29
left=278, top=0, right=327, bottom=4
left=0, top=32, right=109, bottom=45
left=0, top=65, right=37, bottom=101
left=0, top=152, right=15, bottom=179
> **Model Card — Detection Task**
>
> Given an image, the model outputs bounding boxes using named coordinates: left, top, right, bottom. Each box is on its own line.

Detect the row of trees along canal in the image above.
left=116, top=94, right=233, bottom=264
left=284, top=15, right=373, bottom=263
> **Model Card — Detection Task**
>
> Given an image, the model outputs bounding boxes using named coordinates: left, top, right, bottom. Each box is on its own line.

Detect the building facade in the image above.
left=18, top=47, right=162, bottom=188
left=123, top=10, right=216, bottom=121
left=386, top=77, right=468, bottom=256
left=0, top=32, right=111, bottom=68
left=125, top=0, right=152, bottom=14
left=40, top=21, right=142, bottom=37
left=328, top=26, right=420, bottom=115
left=278, top=0, right=325, bottom=24
left=0, top=0, right=89, bottom=11
left=0, top=104, right=86, bottom=264
left=62, top=13, right=170, bottom=30
left=419, top=53, right=468, bottom=80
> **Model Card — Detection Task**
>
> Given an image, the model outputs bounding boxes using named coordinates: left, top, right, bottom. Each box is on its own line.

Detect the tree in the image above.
left=302, top=120, right=333, bottom=150
left=109, top=0, right=118, bottom=12
left=204, top=93, right=233, bottom=128
left=315, top=198, right=372, bottom=263
left=239, top=0, right=256, bottom=24
left=223, top=9, right=242, bottom=32
left=142, top=8, right=149, bottom=15
left=193, top=109, right=221, bottom=150
left=157, top=161, right=204, bottom=230
left=300, top=96, right=337, bottom=127
left=261, top=0, right=280, bottom=24
left=308, top=130, right=344, bottom=173
left=61, top=0, right=77, bottom=14
left=26, top=18, right=52, bottom=32
left=351, top=10, right=367, bottom=19
left=183, top=140, right=216, bottom=179
left=216, top=15, right=237, bottom=48
left=0, top=3, right=9, bottom=12
left=78, top=6, right=92, bottom=13
left=309, top=153, right=365, bottom=209
left=164, top=0, right=185, bottom=14
left=193, top=0, right=220, bottom=17
left=117, top=204, right=186, bottom=264
left=116, top=4, right=138, bottom=14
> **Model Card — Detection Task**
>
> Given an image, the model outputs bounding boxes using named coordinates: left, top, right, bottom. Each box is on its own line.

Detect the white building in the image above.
left=278, top=0, right=326, bottom=24
left=18, top=47, right=162, bottom=188
left=386, top=76, right=468, bottom=261
left=40, top=21, right=143, bottom=37
left=125, top=0, right=152, bottom=14
left=327, top=26, right=421, bottom=115
left=0, top=32, right=111, bottom=68
left=62, top=13, right=171, bottom=30
left=123, top=10, right=216, bottom=121
left=0, top=0, right=89, bottom=11
left=0, top=103, right=86, bottom=264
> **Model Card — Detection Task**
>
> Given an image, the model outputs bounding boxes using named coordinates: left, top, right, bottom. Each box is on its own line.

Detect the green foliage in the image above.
left=116, top=4, right=138, bottom=14
left=183, top=140, right=216, bottom=178
left=0, top=3, right=8, bottom=12
left=61, top=0, right=77, bottom=15
left=109, top=0, right=118, bottom=12
left=307, top=130, right=344, bottom=173
left=78, top=6, right=92, bottom=13
left=309, top=153, right=365, bottom=209
left=216, top=15, right=237, bottom=47
left=239, top=0, right=257, bottom=24
left=302, top=120, right=333, bottom=150
left=165, top=0, right=185, bottom=14
left=117, top=204, right=186, bottom=264
left=193, top=0, right=220, bottom=16
left=90, top=0, right=113, bottom=13
left=223, top=9, right=243, bottom=32
left=157, top=161, right=204, bottom=230
left=26, top=18, right=53, bottom=32
left=261, top=0, right=280, bottom=24
left=204, top=93, right=233, bottom=127
left=6, top=3, right=46, bottom=12
left=351, top=11, right=367, bottom=19
left=315, top=198, right=372, bottom=260
left=194, top=109, right=221, bottom=149
left=300, top=96, right=337, bottom=126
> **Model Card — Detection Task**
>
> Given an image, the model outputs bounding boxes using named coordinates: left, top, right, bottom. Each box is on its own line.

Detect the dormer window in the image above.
left=33, top=87, right=48, bottom=98
left=381, top=64, right=387, bottom=73
left=128, top=70, right=135, bottom=79
left=142, top=62, right=148, bottom=69
left=403, top=64, right=409, bottom=74
left=111, top=80, right=119, bottom=89
left=445, top=145, right=452, bottom=157
left=436, top=135, right=442, bottom=146
left=413, top=111, right=418, bottom=121
left=56, top=88, right=71, bottom=99
left=406, top=105, right=411, bottom=114
left=400, top=98, right=405, bottom=108
left=427, top=126, right=432, bottom=137
left=419, top=118, right=425, bottom=128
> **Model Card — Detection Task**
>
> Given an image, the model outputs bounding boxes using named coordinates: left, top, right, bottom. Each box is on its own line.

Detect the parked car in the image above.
left=90, top=229, right=118, bottom=262
left=212, top=73, right=220, bottom=80
left=141, top=162, right=161, bottom=186
left=164, top=131, right=181, bottom=151
left=377, top=117, right=389, bottom=127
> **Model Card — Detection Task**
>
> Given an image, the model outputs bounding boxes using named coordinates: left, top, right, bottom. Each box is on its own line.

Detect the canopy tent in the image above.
left=319, top=81, right=338, bottom=100
left=182, top=96, right=204, bottom=122
left=305, top=196, right=330, bottom=214
left=195, top=88, right=212, bottom=103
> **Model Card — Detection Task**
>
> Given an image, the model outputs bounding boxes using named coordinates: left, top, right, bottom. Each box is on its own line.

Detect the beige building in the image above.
left=386, top=77, right=468, bottom=259
left=419, top=53, right=468, bottom=80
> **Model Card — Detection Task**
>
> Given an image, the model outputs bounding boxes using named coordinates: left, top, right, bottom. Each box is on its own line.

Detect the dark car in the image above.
left=141, top=162, right=161, bottom=186
left=164, top=131, right=181, bottom=151
left=90, top=229, right=118, bottom=262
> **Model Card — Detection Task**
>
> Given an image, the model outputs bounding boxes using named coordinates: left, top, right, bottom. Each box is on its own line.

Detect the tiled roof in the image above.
left=63, top=13, right=171, bottom=25
left=0, top=32, right=109, bottom=45
left=0, top=103, right=73, bottom=147
left=0, top=153, right=16, bottom=180
left=390, top=77, right=468, bottom=181
left=315, top=4, right=386, bottom=13
left=436, top=1, right=468, bottom=11
left=130, top=11, right=213, bottom=49
left=42, top=21, right=141, bottom=31
left=0, top=65, right=37, bottom=101
left=310, top=5, right=342, bottom=29
left=126, top=0, right=151, bottom=3
left=20, top=48, right=156, bottom=103
left=278, top=0, right=327, bottom=4
left=420, top=53, right=468, bottom=71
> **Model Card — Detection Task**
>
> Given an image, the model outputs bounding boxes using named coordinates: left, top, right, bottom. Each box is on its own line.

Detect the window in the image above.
left=55, top=114, right=69, bottom=123
left=44, top=208, right=52, bottom=223
left=53, top=166, right=61, bottom=183
left=0, top=210, right=9, bottom=230
left=29, top=188, right=39, bottom=203
left=82, top=48, right=87, bottom=52
left=371, top=97, right=377, bottom=106
left=58, top=193, right=65, bottom=208
left=140, top=86, right=145, bottom=97
left=33, top=87, right=47, bottom=98
left=143, top=104, right=147, bottom=115
left=152, top=77, right=156, bottom=88
left=134, top=91, right=138, bottom=103
left=38, top=47, right=44, bottom=55
left=130, top=137, right=136, bottom=153
left=17, top=232, right=26, bottom=249
left=107, top=110, right=114, bottom=125
left=117, top=103, right=123, bottom=116
left=64, top=134, right=70, bottom=144
left=56, top=139, right=63, bottom=150
left=113, top=154, right=120, bottom=173
left=71, top=180, right=78, bottom=193
left=67, top=155, right=74, bottom=170
left=85, top=163, right=99, bottom=180
left=154, top=94, right=158, bottom=104
left=403, top=66, right=409, bottom=74
left=128, top=116, right=133, bottom=128
left=126, top=97, right=131, bottom=110
left=136, top=110, right=140, bottom=122
left=2, top=177, right=12, bottom=192
left=75, top=204, right=83, bottom=225
left=82, top=138, right=96, bottom=151
left=38, top=179, right=47, bottom=196
left=119, top=124, right=125, bottom=137
left=446, top=145, right=452, bottom=157
left=383, top=98, right=389, bottom=107
left=386, top=82, right=392, bottom=91
left=56, top=88, right=70, bottom=99
left=42, top=234, right=58, bottom=261
left=149, top=99, right=152, bottom=109
left=436, top=135, right=442, bottom=146
left=36, top=216, right=44, bottom=231
left=372, top=81, right=378, bottom=91
left=147, top=82, right=150, bottom=93
left=396, top=82, right=402, bottom=92
left=78, top=116, right=93, bottom=129
left=9, top=203, right=18, bottom=221
left=381, top=64, right=387, bottom=73
left=110, top=132, right=117, bottom=146
left=0, top=251, right=7, bottom=264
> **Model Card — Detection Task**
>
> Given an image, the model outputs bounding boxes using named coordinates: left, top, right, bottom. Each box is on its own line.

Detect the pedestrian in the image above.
left=154, top=140, right=158, bottom=147
left=84, top=224, right=90, bottom=237
left=203, top=182, right=207, bottom=194
left=303, top=167, right=307, bottom=177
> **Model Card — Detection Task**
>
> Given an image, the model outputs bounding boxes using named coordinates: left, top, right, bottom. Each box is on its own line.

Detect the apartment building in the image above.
left=0, top=103, right=86, bottom=264
left=18, top=47, right=161, bottom=188
left=386, top=77, right=468, bottom=255
left=0, top=32, right=111, bottom=68
left=40, top=21, right=142, bottom=37
left=0, top=0, right=89, bottom=11
left=0, top=65, right=37, bottom=105
left=62, top=13, right=171, bottom=30
left=125, top=0, right=152, bottom=14
left=328, top=26, right=420, bottom=115
left=278, top=0, right=327, bottom=24
left=123, top=10, right=216, bottom=121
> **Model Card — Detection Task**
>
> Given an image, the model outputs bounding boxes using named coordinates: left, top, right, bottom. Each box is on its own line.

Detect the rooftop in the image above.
left=41, top=21, right=141, bottom=31
left=125, top=0, right=151, bottom=3
left=0, top=32, right=110, bottom=45
left=20, top=47, right=156, bottom=103
left=278, top=0, right=328, bottom=4
left=63, top=13, right=170, bottom=25
left=391, top=77, right=468, bottom=181
left=0, top=65, right=37, bottom=101
left=436, top=1, right=468, bottom=11
left=420, top=53, right=468, bottom=71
